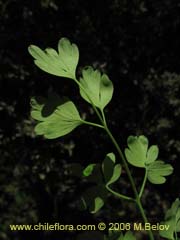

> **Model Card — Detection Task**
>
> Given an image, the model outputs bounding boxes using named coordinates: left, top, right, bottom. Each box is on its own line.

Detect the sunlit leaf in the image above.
left=146, top=145, right=159, bottom=164
left=125, top=135, right=149, bottom=167
left=147, top=160, right=173, bottom=184
left=31, top=95, right=83, bottom=139
left=125, top=135, right=173, bottom=184
left=79, top=66, right=113, bottom=110
left=28, top=38, right=79, bottom=79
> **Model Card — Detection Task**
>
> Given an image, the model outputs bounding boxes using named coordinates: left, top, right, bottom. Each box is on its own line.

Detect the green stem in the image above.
left=136, top=197, right=154, bottom=240
left=101, top=109, right=107, bottom=127
left=73, top=76, right=154, bottom=240
left=104, top=126, right=138, bottom=195
left=81, top=120, right=104, bottom=129
left=139, top=169, right=148, bottom=199
left=106, top=185, right=134, bottom=202
left=103, top=126, right=154, bottom=240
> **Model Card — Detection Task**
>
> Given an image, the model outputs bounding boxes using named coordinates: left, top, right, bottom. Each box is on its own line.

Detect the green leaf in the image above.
left=106, top=164, right=121, bottom=186
left=125, top=135, right=161, bottom=168
left=159, top=198, right=180, bottom=239
left=30, top=95, right=83, bottom=139
left=159, top=218, right=175, bottom=240
left=79, top=66, right=113, bottom=110
left=102, top=153, right=121, bottom=186
left=28, top=38, right=79, bottom=79
left=147, top=160, right=173, bottom=184
left=125, top=135, right=149, bottom=167
left=125, top=135, right=173, bottom=184
left=91, top=197, right=104, bottom=214
left=84, top=163, right=104, bottom=184
left=146, top=145, right=159, bottom=164
left=83, top=164, right=96, bottom=177
left=166, top=199, right=180, bottom=222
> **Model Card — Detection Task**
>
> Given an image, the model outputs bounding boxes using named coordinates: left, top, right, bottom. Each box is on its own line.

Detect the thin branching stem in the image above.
left=81, top=120, right=104, bottom=129
left=139, top=169, right=148, bottom=199
left=73, top=76, right=154, bottom=240
left=101, top=111, right=154, bottom=240
left=106, top=185, right=134, bottom=202
left=101, top=109, right=107, bottom=127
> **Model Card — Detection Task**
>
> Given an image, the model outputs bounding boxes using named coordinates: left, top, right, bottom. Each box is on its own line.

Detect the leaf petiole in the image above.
left=81, top=120, right=104, bottom=129
left=106, top=185, right=134, bottom=202
left=139, top=169, right=148, bottom=199
left=101, top=109, right=107, bottom=127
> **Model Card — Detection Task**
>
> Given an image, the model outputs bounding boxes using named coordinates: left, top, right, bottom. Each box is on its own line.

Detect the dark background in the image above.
left=0, top=0, right=180, bottom=239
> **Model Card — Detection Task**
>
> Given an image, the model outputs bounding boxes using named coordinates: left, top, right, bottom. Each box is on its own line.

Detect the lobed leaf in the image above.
left=79, top=66, right=113, bottom=110
left=28, top=38, right=79, bottom=79
left=147, top=160, right=173, bottom=184
left=31, top=95, right=83, bottom=139
left=125, top=135, right=173, bottom=184
left=146, top=145, right=159, bottom=164
left=125, top=135, right=149, bottom=167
